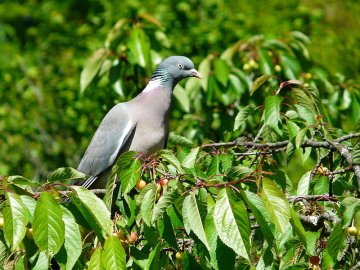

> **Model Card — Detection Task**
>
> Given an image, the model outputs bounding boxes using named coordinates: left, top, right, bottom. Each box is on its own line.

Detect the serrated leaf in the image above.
left=286, top=120, right=300, bottom=139
left=102, top=236, right=126, bottom=270
left=183, top=192, right=209, bottom=250
left=56, top=207, right=82, bottom=270
left=234, top=104, right=256, bottom=131
left=70, top=186, right=112, bottom=237
left=250, top=75, right=273, bottom=96
left=152, top=190, right=176, bottom=223
left=0, top=231, right=9, bottom=267
left=214, top=59, right=230, bottom=86
left=158, top=149, right=185, bottom=173
left=326, top=222, right=347, bottom=260
left=3, top=192, right=28, bottom=250
left=168, top=133, right=193, bottom=148
left=104, top=151, right=138, bottom=209
left=297, top=171, right=311, bottom=196
left=47, top=167, right=86, bottom=183
left=295, top=104, right=316, bottom=125
left=241, top=190, right=275, bottom=246
left=182, top=147, right=200, bottom=169
left=289, top=208, right=307, bottom=248
left=33, top=192, right=65, bottom=254
left=140, top=186, right=157, bottom=226
left=80, top=48, right=107, bottom=93
left=88, top=248, right=104, bottom=270
left=292, top=88, right=316, bottom=113
left=120, top=158, right=141, bottom=195
left=213, top=188, right=250, bottom=260
left=295, top=128, right=308, bottom=149
left=263, top=95, right=283, bottom=134
left=260, top=178, right=290, bottom=234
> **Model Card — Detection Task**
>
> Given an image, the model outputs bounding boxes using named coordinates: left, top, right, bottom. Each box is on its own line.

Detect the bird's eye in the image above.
left=177, top=63, right=183, bottom=69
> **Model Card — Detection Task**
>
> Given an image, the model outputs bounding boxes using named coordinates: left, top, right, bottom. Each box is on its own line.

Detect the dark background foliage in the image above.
left=1, top=0, right=359, bottom=178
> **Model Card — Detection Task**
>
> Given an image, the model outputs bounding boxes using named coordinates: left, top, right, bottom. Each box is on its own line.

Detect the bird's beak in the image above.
left=190, top=69, right=202, bottom=79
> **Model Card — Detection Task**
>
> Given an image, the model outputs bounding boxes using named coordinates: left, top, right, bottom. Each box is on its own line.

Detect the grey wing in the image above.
left=74, top=103, right=135, bottom=187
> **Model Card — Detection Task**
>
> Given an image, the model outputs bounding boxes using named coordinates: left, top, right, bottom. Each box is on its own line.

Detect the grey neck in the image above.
left=151, top=68, right=177, bottom=91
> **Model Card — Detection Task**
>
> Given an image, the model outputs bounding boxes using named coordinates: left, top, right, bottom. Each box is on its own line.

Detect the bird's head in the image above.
left=151, top=56, right=201, bottom=87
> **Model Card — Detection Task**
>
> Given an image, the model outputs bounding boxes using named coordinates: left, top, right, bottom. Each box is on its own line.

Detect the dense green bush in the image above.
left=1, top=0, right=360, bottom=269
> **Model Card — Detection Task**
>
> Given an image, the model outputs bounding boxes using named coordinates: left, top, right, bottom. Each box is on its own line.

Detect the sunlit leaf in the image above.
left=33, top=192, right=65, bottom=254
left=47, top=167, right=86, bottom=183
left=56, top=207, right=82, bottom=270
left=214, top=188, right=250, bottom=260
left=183, top=192, right=209, bottom=250
left=262, top=95, right=283, bottom=134
left=70, top=186, right=112, bottom=238
left=80, top=48, right=107, bottom=93
left=250, top=75, right=273, bottom=96
left=260, top=178, right=290, bottom=234
left=3, top=192, right=28, bottom=250
left=103, top=236, right=126, bottom=270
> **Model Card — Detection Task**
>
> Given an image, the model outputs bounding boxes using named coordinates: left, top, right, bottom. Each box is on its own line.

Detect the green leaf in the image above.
left=158, top=149, right=185, bottom=173
left=140, top=185, right=157, bottom=226
left=286, top=120, right=301, bottom=140
left=183, top=192, right=210, bottom=250
left=104, top=151, right=138, bottom=209
left=263, top=95, right=283, bottom=134
left=213, top=188, right=250, bottom=260
left=33, top=192, right=65, bottom=254
left=340, top=197, right=360, bottom=228
left=3, top=192, right=28, bottom=250
left=127, top=27, right=152, bottom=71
left=80, top=48, right=107, bottom=93
left=0, top=231, right=9, bottom=267
left=295, top=128, right=308, bottom=149
left=258, top=49, right=273, bottom=75
left=120, top=158, right=141, bottom=196
left=296, top=171, right=311, bottom=196
left=295, top=104, right=316, bottom=125
left=70, top=186, right=112, bottom=237
left=326, top=222, right=347, bottom=260
left=241, top=190, right=275, bottom=246
left=280, top=54, right=301, bottom=79
left=168, top=133, right=193, bottom=148
left=102, top=236, right=126, bottom=270
left=260, top=178, right=290, bottom=234
left=152, top=190, right=177, bottom=223
left=226, top=165, right=252, bottom=178
left=47, top=167, right=86, bottom=183
left=56, top=207, right=82, bottom=270
left=19, top=195, right=37, bottom=224
left=233, top=104, right=256, bottom=131
left=250, top=75, right=272, bottom=96
left=289, top=208, right=307, bottom=248
left=174, top=85, right=191, bottom=113
left=145, top=242, right=162, bottom=270
left=88, top=248, right=104, bottom=270
left=182, top=147, right=200, bottom=169
left=214, top=59, right=230, bottom=86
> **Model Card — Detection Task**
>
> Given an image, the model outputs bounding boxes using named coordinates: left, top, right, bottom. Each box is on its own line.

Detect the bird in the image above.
left=72, top=56, right=201, bottom=189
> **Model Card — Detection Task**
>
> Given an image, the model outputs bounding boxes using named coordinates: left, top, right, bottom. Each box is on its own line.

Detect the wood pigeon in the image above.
left=73, top=56, right=201, bottom=189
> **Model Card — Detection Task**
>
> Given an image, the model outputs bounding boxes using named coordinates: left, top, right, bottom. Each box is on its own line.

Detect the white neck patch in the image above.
left=143, top=79, right=162, bottom=93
